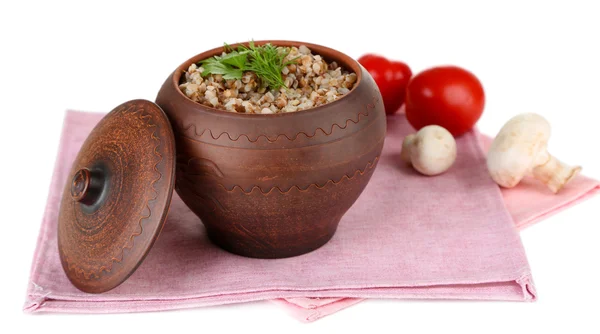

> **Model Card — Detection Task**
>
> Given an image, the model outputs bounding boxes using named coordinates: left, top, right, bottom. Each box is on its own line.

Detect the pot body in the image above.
left=156, top=41, right=386, bottom=258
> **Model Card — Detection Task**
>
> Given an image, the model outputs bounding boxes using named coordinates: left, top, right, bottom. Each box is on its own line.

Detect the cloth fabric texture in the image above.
left=24, top=110, right=598, bottom=322
left=279, top=132, right=600, bottom=320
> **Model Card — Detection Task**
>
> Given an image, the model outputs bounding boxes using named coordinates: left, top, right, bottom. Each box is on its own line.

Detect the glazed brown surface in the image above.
left=57, top=100, right=176, bottom=293
left=156, top=41, right=386, bottom=258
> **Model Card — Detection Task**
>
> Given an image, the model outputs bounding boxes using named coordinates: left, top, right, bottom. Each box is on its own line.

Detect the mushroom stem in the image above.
left=400, top=134, right=416, bottom=163
left=532, top=154, right=582, bottom=193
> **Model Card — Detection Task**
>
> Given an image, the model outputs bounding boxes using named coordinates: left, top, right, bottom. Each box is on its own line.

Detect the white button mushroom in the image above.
left=486, top=113, right=581, bottom=193
left=400, top=125, right=457, bottom=176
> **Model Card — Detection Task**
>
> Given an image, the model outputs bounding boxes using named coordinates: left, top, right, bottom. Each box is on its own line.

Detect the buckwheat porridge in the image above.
left=179, top=43, right=357, bottom=114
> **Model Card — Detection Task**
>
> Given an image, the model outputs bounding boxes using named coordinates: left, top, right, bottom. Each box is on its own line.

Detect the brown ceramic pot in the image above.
left=156, top=41, right=386, bottom=258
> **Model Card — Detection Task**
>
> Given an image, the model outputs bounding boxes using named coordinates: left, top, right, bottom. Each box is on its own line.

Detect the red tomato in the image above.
left=358, top=54, right=412, bottom=115
left=405, top=66, right=485, bottom=137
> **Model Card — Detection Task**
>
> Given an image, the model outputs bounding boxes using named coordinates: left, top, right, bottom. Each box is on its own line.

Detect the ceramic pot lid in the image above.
left=57, top=99, right=176, bottom=293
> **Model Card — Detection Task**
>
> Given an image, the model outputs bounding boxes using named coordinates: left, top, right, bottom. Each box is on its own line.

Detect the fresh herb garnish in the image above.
left=199, top=41, right=297, bottom=91
left=200, top=58, right=244, bottom=80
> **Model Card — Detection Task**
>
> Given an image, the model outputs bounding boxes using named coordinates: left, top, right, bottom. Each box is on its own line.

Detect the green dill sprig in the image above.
left=199, top=41, right=297, bottom=91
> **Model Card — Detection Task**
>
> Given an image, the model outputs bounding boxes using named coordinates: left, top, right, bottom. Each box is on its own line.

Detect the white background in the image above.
left=1, top=0, right=599, bottom=332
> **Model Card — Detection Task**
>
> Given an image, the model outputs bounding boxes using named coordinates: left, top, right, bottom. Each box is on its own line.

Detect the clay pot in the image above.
left=155, top=41, right=386, bottom=258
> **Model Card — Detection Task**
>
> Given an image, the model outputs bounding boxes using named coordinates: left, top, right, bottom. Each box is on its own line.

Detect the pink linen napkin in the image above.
left=24, top=109, right=592, bottom=320
left=278, top=135, right=600, bottom=322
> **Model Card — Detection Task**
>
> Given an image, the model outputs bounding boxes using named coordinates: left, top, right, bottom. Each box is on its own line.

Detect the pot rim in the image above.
left=169, top=40, right=363, bottom=118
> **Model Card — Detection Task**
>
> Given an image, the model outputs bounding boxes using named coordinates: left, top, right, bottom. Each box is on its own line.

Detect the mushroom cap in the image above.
left=487, top=113, right=551, bottom=187
left=411, top=125, right=457, bottom=176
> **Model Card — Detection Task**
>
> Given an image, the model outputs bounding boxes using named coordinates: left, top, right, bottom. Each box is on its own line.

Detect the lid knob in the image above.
left=70, top=168, right=103, bottom=205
